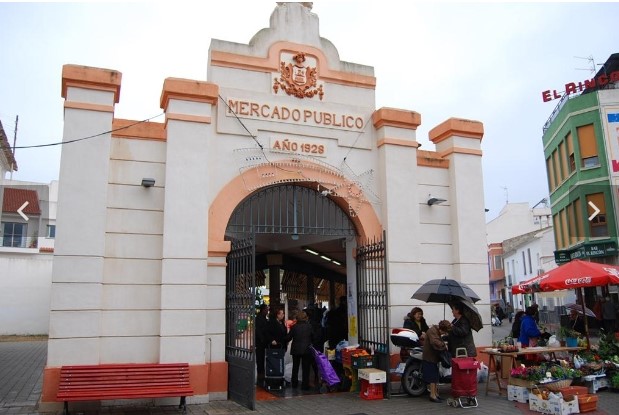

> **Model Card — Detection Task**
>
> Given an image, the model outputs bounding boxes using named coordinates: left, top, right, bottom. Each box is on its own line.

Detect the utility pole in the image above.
left=10, top=115, right=18, bottom=180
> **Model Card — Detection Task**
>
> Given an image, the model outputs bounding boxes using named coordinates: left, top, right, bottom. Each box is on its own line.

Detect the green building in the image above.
left=542, top=53, right=619, bottom=269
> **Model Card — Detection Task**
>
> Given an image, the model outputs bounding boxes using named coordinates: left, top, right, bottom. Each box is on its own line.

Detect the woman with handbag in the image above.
left=422, top=320, right=452, bottom=403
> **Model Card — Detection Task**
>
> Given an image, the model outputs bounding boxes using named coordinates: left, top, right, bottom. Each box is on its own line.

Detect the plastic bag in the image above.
left=439, top=364, right=452, bottom=378
left=573, top=354, right=585, bottom=369
left=284, top=362, right=295, bottom=383
left=547, top=335, right=560, bottom=348
left=477, top=362, right=488, bottom=383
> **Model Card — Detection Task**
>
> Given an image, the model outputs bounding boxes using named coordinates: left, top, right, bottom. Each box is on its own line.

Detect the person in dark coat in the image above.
left=511, top=310, right=525, bottom=339
left=422, top=320, right=452, bottom=403
left=518, top=306, right=541, bottom=347
left=286, top=311, right=314, bottom=390
left=448, top=302, right=477, bottom=357
left=265, top=307, right=288, bottom=349
left=326, top=296, right=348, bottom=349
left=403, top=306, right=429, bottom=343
left=567, top=309, right=586, bottom=337
left=255, top=304, right=269, bottom=382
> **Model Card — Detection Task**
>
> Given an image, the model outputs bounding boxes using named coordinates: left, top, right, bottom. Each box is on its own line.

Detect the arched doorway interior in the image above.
left=224, top=183, right=388, bottom=408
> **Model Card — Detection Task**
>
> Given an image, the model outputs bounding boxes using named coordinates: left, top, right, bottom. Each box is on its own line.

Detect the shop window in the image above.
left=586, top=193, right=608, bottom=237
left=577, top=124, right=599, bottom=169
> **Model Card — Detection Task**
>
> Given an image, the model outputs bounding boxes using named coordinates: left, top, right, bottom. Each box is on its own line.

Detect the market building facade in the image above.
left=40, top=3, right=489, bottom=410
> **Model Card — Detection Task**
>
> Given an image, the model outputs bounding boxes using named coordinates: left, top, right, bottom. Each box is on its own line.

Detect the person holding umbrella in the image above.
left=567, top=309, right=586, bottom=336
left=448, top=302, right=477, bottom=357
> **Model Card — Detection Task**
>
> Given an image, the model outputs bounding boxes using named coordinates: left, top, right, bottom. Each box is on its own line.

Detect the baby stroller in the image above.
left=447, top=348, right=480, bottom=408
left=310, top=346, right=341, bottom=393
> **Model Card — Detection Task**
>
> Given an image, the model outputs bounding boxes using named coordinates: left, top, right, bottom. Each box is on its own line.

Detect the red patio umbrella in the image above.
left=513, top=260, right=619, bottom=294
left=511, top=259, right=619, bottom=349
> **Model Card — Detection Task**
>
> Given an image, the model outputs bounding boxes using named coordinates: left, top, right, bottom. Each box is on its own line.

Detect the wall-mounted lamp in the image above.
left=141, top=178, right=156, bottom=188
left=427, top=196, right=447, bottom=206
left=291, top=234, right=300, bottom=241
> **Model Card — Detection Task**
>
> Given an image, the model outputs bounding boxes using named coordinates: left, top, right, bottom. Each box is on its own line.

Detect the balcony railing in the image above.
left=1, top=236, right=38, bottom=249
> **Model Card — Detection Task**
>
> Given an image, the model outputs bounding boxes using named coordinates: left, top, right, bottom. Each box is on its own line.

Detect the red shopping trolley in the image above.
left=447, top=348, right=480, bottom=408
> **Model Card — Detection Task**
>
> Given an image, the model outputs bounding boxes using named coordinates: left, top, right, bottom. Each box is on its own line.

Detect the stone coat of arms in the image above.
left=273, top=52, right=324, bottom=100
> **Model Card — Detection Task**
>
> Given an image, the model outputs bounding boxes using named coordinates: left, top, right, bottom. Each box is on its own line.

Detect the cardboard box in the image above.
left=528, top=393, right=579, bottom=415
left=590, top=376, right=609, bottom=393
left=507, top=385, right=529, bottom=403
left=358, top=368, right=386, bottom=384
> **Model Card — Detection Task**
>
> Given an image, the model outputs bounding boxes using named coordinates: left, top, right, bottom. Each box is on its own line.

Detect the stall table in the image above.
left=480, top=346, right=584, bottom=396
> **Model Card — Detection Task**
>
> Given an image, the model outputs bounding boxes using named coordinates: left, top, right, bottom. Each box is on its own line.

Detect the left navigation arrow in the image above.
left=17, top=201, right=29, bottom=221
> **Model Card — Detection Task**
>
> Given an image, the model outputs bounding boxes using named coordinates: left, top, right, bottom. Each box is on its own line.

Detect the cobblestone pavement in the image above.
left=1, top=340, right=616, bottom=415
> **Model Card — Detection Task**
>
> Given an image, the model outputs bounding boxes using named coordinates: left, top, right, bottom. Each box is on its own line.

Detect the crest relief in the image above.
left=273, top=52, right=324, bottom=100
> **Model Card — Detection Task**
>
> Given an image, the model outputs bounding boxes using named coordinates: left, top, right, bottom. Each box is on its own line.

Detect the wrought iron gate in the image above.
left=225, top=235, right=256, bottom=410
left=356, top=232, right=390, bottom=393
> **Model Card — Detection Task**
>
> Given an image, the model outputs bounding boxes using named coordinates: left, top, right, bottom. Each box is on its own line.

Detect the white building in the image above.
left=41, top=3, right=490, bottom=410
left=503, top=226, right=568, bottom=315
left=0, top=120, right=57, bottom=335
left=487, top=202, right=552, bottom=244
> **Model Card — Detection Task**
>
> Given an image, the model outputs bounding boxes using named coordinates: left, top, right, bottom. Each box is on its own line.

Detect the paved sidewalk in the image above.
left=1, top=340, right=617, bottom=415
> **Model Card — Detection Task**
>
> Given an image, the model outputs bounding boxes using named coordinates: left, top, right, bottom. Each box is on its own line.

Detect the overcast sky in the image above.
left=1, top=1, right=618, bottom=220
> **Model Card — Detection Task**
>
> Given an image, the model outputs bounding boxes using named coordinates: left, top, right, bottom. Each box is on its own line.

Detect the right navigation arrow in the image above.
left=588, top=201, right=600, bottom=221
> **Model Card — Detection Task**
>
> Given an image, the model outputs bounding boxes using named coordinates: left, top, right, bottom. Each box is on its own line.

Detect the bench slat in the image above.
left=57, top=388, right=194, bottom=401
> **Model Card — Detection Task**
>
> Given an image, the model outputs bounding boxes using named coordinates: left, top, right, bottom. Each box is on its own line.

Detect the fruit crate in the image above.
left=342, top=348, right=366, bottom=367
left=578, top=394, right=599, bottom=413
left=360, top=379, right=383, bottom=400
left=352, top=354, right=374, bottom=369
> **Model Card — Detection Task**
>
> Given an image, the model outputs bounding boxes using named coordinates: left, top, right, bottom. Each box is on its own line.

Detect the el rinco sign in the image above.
left=542, top=70, right=619, bottom=102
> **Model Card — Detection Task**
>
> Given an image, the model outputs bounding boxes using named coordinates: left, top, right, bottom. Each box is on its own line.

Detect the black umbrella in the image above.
left=411, top=278, right=482, bottom=304
left=458, top=299, right=483, bottom=332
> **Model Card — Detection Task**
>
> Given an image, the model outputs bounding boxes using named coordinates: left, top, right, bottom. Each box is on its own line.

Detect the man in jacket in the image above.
left=255, top=304, right=269, bottom=383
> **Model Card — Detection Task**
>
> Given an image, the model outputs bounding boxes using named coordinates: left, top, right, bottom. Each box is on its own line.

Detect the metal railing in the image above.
left=1, top=236, right=38, bottom=248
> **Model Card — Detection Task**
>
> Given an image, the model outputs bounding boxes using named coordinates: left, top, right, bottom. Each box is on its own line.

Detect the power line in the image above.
left=218, top=95, right=263, bottom=149
left=4, top=113, right=164, bottom=150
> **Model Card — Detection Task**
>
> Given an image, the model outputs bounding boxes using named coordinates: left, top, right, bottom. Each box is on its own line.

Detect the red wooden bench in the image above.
left=56, top=363, right=194, bottom=415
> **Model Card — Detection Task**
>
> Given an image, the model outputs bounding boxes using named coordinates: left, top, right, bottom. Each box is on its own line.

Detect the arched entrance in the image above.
left=223, top=183, right=389, bottom=409
left=225, top=184, right=353, bottom=408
